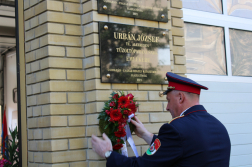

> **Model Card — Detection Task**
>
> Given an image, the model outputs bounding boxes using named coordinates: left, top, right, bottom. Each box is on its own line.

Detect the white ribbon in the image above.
left=120, top=114, right=139, bottom=157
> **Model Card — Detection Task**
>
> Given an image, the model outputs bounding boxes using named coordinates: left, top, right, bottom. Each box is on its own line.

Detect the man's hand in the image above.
left=131, top=116, right=154, bottom=145
left=91, top=133, right=113, bottom=158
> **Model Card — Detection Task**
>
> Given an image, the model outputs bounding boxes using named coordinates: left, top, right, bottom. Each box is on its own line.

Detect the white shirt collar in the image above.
left=180, top=107, right=190, bottom=116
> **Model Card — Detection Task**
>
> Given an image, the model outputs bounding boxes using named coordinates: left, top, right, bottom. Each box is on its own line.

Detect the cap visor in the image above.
left=163, top=89, right=172, bottom=95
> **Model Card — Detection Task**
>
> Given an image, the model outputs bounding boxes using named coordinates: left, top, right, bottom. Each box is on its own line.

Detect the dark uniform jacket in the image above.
left=107, top=105, right=231, bottom=167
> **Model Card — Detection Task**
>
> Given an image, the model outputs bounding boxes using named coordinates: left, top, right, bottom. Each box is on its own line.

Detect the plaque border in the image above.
left=97, top=0, right=169, bottom=23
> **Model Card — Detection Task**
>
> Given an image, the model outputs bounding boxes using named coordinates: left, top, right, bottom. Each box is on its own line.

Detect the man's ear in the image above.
left=178, top=92, right=185, bottom=104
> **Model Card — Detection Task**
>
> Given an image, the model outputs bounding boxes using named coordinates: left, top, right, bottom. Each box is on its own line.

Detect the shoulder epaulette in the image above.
left=168, top=115, right=184, bottom=124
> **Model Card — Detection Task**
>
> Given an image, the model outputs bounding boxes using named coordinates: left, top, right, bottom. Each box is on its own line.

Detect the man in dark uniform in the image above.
left=91, top=72, right=231, bottom=167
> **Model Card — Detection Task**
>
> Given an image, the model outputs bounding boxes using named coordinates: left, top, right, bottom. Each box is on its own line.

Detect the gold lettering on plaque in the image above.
left=131, top=74, right=147, bottom=78
left=113, top=32, right=159, bottom=43
left=126, top=57, right=150, bottom=62
left=116, top=47, right=157, bottom=55
left=108, top=69, right=122, bottom=72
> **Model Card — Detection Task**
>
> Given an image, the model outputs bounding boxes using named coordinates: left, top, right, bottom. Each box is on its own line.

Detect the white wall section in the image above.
left=197, top=80, right=252, bottom=166
left=4, top=51, right=17, bottom=135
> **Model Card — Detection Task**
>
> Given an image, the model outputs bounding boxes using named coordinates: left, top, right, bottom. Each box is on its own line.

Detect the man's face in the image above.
left=166, top=91, right=179, bottom=118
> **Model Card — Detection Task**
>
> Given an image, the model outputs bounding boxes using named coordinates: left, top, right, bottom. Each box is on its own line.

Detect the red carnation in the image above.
left=119, top=116, right=128, bottom=124
left=105, top=110, right=110, bottom=115
left=128, top=103, right=137, bottom=114
left=113, top=94, right=119, bottom=100
left=109, top=117, right=114, bottom=122
left=126, top=93, right=134, bottom=101
left=121, top=123, right=126, bottom=127
left=114, top=128, right=126, bottom=137
left=127, top=110, right=133, bottom=116
left=119, top=122, right=126, bottom=128
left=123, top=110, right=129, bottom=115
left=118, top=96, right=130, bottom=108
left=110, top=101, right=116, bottom=107
left=118, top=125, right=123, bottom=130
left=110, top=109, right=122, bottom=121
left=113, top=143, right=123, bottom=150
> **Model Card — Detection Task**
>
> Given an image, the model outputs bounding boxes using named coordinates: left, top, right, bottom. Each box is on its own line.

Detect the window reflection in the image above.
left=227, top=0, right=252, bottom=19
left=230, top=29, right=252, bottom=76
left=185, top=23, right=227, bottom=75
left=182, top=0, right=222, bottom=14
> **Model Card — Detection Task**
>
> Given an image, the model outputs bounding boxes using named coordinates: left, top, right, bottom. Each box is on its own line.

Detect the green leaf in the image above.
left=104, top=123, right=109, bottom=129
left=5, top=126, right=19, bottom=166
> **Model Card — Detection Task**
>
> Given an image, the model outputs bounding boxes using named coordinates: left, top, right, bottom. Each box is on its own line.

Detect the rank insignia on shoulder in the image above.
left=146, top=138, right=161, bottom=155
left=168, top=115, right=184, bottom=124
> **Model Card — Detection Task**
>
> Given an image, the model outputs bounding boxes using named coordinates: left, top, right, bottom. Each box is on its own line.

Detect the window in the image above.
left=182, top=0, right=252, bottom=81
left=182, top=0, right=222, bottom=13
left=230, top=29, right=252, bottom=76
left=185, top=23, right=226, bottom=75
left=227, top=0, right=252, bottom=19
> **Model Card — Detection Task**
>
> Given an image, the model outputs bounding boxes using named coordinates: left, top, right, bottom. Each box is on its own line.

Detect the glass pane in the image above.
left=230, top=29, right=252, bottom=76
left=182, top=0, right=222, bottom=14
left=227, top=0, right=252, bottom=19
left=185, top=23, right=227, bottom=75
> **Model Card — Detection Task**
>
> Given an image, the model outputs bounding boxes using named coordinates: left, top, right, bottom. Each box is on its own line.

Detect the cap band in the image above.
left=168, top=81, right=201, bottom=95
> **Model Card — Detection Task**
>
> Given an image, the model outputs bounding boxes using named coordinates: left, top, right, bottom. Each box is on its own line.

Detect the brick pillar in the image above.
left=24, top=0, right=185, bottom=166
left=24, top=0, right=87, bottom=166
left=170, top=0, right=187, bottom=75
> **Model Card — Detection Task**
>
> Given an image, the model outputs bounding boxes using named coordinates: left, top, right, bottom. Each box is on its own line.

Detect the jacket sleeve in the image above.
left=106, top=123, right=183, bottom=167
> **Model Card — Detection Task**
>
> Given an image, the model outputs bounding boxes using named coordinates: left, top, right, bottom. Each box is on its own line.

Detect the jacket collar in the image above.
left=182, top=105, right=207, bottom=116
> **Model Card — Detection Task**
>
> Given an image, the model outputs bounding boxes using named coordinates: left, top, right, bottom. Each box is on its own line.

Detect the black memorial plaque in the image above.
left=99, top=22, right=171, bottom=84
left=98, top=0, right=168, bottom=22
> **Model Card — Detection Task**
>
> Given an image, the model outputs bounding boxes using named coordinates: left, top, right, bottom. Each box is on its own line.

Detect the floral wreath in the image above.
left=98, top=91, right=138, bottom=152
